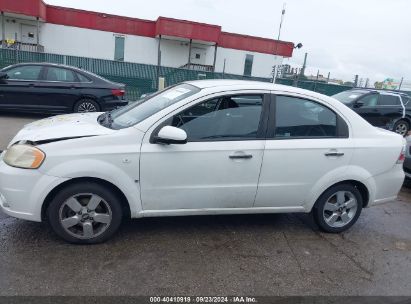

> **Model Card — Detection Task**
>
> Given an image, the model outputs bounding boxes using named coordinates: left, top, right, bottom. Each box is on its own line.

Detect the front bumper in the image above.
left=0, top=159, right=69, bottom=222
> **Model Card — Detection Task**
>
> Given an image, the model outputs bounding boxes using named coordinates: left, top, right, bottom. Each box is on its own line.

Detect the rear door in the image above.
left=34, top=66, right=82, bottom=113
left=254, top=93, right=354, bottom=209
left=375, top=93, right=403, bottom=128
left=0, top=65, right=45, bottom=111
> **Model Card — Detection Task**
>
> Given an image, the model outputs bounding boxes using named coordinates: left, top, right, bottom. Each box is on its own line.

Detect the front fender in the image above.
left=40, top=158, right=143, bottom=218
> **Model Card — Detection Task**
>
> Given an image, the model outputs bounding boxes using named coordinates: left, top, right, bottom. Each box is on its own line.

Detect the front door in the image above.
left=0, top=65, right=45, bottom=111
left=354, top=93, right=381, bottom=126
left=140, top=92, right=269, bottom=211
left=254, top=94, right=354, bottom=208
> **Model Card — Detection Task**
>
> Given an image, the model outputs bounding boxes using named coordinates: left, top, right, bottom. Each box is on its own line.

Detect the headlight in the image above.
left=3, top=144, right=45, bottom=169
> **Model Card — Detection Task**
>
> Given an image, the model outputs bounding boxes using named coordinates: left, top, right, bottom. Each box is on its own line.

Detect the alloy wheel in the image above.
left=395, top=123, right=408, bottom=136
left=59, top=193, right=112, bottom=240
left=77, top=102, right=97, bottom=112
left=322, top=191, right=358, bottom=228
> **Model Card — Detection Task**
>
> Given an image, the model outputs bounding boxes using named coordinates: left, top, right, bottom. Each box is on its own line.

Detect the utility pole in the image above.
left=295, top=52, right=307, bottom=87
left=399, top=77, right=404, bottom=91
left=272, top=3, right=286, bottom=83
left=354, top=75, right=359, bottom=87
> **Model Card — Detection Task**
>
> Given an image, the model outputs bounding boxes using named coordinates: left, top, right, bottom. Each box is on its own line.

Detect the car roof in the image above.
left=185, top=79, right=318, bottom=94
left=5, top=62, right=87, bottom=73
left=342, top=88, right=408, bottom=96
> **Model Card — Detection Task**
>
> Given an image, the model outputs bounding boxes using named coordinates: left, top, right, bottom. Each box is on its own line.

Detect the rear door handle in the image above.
left=325, top=151, right=344, bottom=157
left=229, top=154, right=253, bottom=159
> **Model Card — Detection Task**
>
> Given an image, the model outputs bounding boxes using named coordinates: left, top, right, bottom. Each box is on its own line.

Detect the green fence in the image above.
left=0, top=49, right=274, bottom=100
left=0, top=48, right=366, bottom=100
left=275, top=78, right=353, bottom=96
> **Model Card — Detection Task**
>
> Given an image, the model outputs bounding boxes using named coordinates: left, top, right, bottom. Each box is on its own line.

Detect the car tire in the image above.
left=312, top=184, right=363, bottom=233
left=393, top=120, right=409, bottom=137
left=47, top=182, right=123, bottom=244
left=74, top=98, right=100, bottom=113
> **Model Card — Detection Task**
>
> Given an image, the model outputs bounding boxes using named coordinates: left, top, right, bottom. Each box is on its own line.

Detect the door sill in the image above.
left=138, top=206, right=306, bottom=218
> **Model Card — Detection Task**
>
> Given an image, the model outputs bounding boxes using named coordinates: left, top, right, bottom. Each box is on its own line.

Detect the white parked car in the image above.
left=0, top=80, right=405, bottom=244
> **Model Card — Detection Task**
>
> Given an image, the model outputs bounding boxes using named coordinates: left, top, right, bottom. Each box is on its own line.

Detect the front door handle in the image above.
left=229, top=154, right=253, bottom=160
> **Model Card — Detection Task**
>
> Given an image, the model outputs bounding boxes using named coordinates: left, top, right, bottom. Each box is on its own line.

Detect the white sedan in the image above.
left=0, top=80, right=405, bottom=244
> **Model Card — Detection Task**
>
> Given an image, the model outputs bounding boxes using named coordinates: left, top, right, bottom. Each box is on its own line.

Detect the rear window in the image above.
left=332, top=90, right=368, bottom=104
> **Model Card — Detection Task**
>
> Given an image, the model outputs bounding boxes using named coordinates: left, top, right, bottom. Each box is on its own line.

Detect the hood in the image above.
left=9, top=113, right=115, bottom=146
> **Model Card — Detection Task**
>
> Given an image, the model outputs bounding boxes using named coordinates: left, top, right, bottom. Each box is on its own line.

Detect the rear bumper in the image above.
left=0, top=160, right=69, bottom=222
left=403, top=157, right=411, bottom=179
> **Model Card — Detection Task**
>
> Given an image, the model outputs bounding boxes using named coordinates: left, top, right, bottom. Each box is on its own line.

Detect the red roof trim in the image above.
left=0, top=0, right=294, bottom=57
left=0, top=0, right=47, bottom=20
left=156, top=17, right=221, bottom=43
left=219, top=32, right=294, bottom=57
left=46, top=6, right=156, bottom=37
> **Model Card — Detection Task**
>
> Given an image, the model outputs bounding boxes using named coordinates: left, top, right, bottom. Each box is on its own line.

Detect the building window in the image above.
left=114, top=36, right=125, bottom=61
left=243, top=54, right=254, bottom=76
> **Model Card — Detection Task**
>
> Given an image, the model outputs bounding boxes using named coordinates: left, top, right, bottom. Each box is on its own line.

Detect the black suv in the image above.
left=333, top=89, right=411, bottom=136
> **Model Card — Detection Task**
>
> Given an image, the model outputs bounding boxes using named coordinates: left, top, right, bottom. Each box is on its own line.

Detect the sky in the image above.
left=44, top=0, right=411, bottom=85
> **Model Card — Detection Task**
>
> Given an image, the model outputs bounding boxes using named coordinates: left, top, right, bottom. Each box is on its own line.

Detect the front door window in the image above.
left=168, top=95, right=264, bottom=141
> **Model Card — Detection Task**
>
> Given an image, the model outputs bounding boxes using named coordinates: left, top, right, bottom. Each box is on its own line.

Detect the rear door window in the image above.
left=274, top=96, right=338, bottom=138
left=45, top=67, right=76, bottom=82
left=378, top=95, right=401, bottom=106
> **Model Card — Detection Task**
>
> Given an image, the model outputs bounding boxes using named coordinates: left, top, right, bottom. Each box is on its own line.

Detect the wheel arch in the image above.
left=311, top=179, right=370, bottom=211
left=41, top=177, right=131, bottom=221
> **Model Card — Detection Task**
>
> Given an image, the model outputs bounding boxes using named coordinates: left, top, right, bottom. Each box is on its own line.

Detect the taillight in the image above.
left=112, top=89, right=125, bottom=97
left=397, top=146, right=406, bottom=164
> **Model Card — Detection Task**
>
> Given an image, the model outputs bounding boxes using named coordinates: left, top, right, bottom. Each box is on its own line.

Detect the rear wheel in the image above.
left=74, top=98, right=100, bottom=113
left=394, top=119, right=409, bottom=137
left=313, top=184, right=363, bottom=233
left=47, top=182, right=123, bottom=244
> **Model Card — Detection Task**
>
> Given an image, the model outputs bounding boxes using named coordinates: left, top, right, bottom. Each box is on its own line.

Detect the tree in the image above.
left=374, top=81, right=383, bottom=89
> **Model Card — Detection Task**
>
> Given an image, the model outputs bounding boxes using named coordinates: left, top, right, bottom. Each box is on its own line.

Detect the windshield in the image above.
left=332, top=90, right=368, bottom=104
left=108, top=84, right=201, bottom=129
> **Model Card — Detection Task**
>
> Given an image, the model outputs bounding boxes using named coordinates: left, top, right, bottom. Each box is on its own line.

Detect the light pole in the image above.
left=271, top=3, right=286, bottom=83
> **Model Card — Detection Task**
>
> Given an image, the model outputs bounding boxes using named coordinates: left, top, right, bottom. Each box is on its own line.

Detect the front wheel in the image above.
left=393, top=120, right=409, bottom=137
left=47, top=182, right=123, bottom=244
left=312, top=184, right=363, bottom=233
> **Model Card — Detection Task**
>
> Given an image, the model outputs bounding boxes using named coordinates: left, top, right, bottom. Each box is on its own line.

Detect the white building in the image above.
left=0, top=0, right=295, bottom=78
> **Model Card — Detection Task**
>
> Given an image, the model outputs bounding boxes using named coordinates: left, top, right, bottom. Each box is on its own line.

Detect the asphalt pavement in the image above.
left=0, top=113, right=410, bottom=296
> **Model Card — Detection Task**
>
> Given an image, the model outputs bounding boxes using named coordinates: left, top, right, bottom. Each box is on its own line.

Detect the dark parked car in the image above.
left=404, top=136, right=411, bottom=180
left=0, top=63, right=127, bottom=114
left=333, top=89, right=411, bottom=136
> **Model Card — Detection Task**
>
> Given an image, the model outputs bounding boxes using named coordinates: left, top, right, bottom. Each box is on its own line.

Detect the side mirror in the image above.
left=354, top=101, right=364, bottom=108
left=0, top=72, right=8, bottom=83
left=154, top=126, right=187, bottom=145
